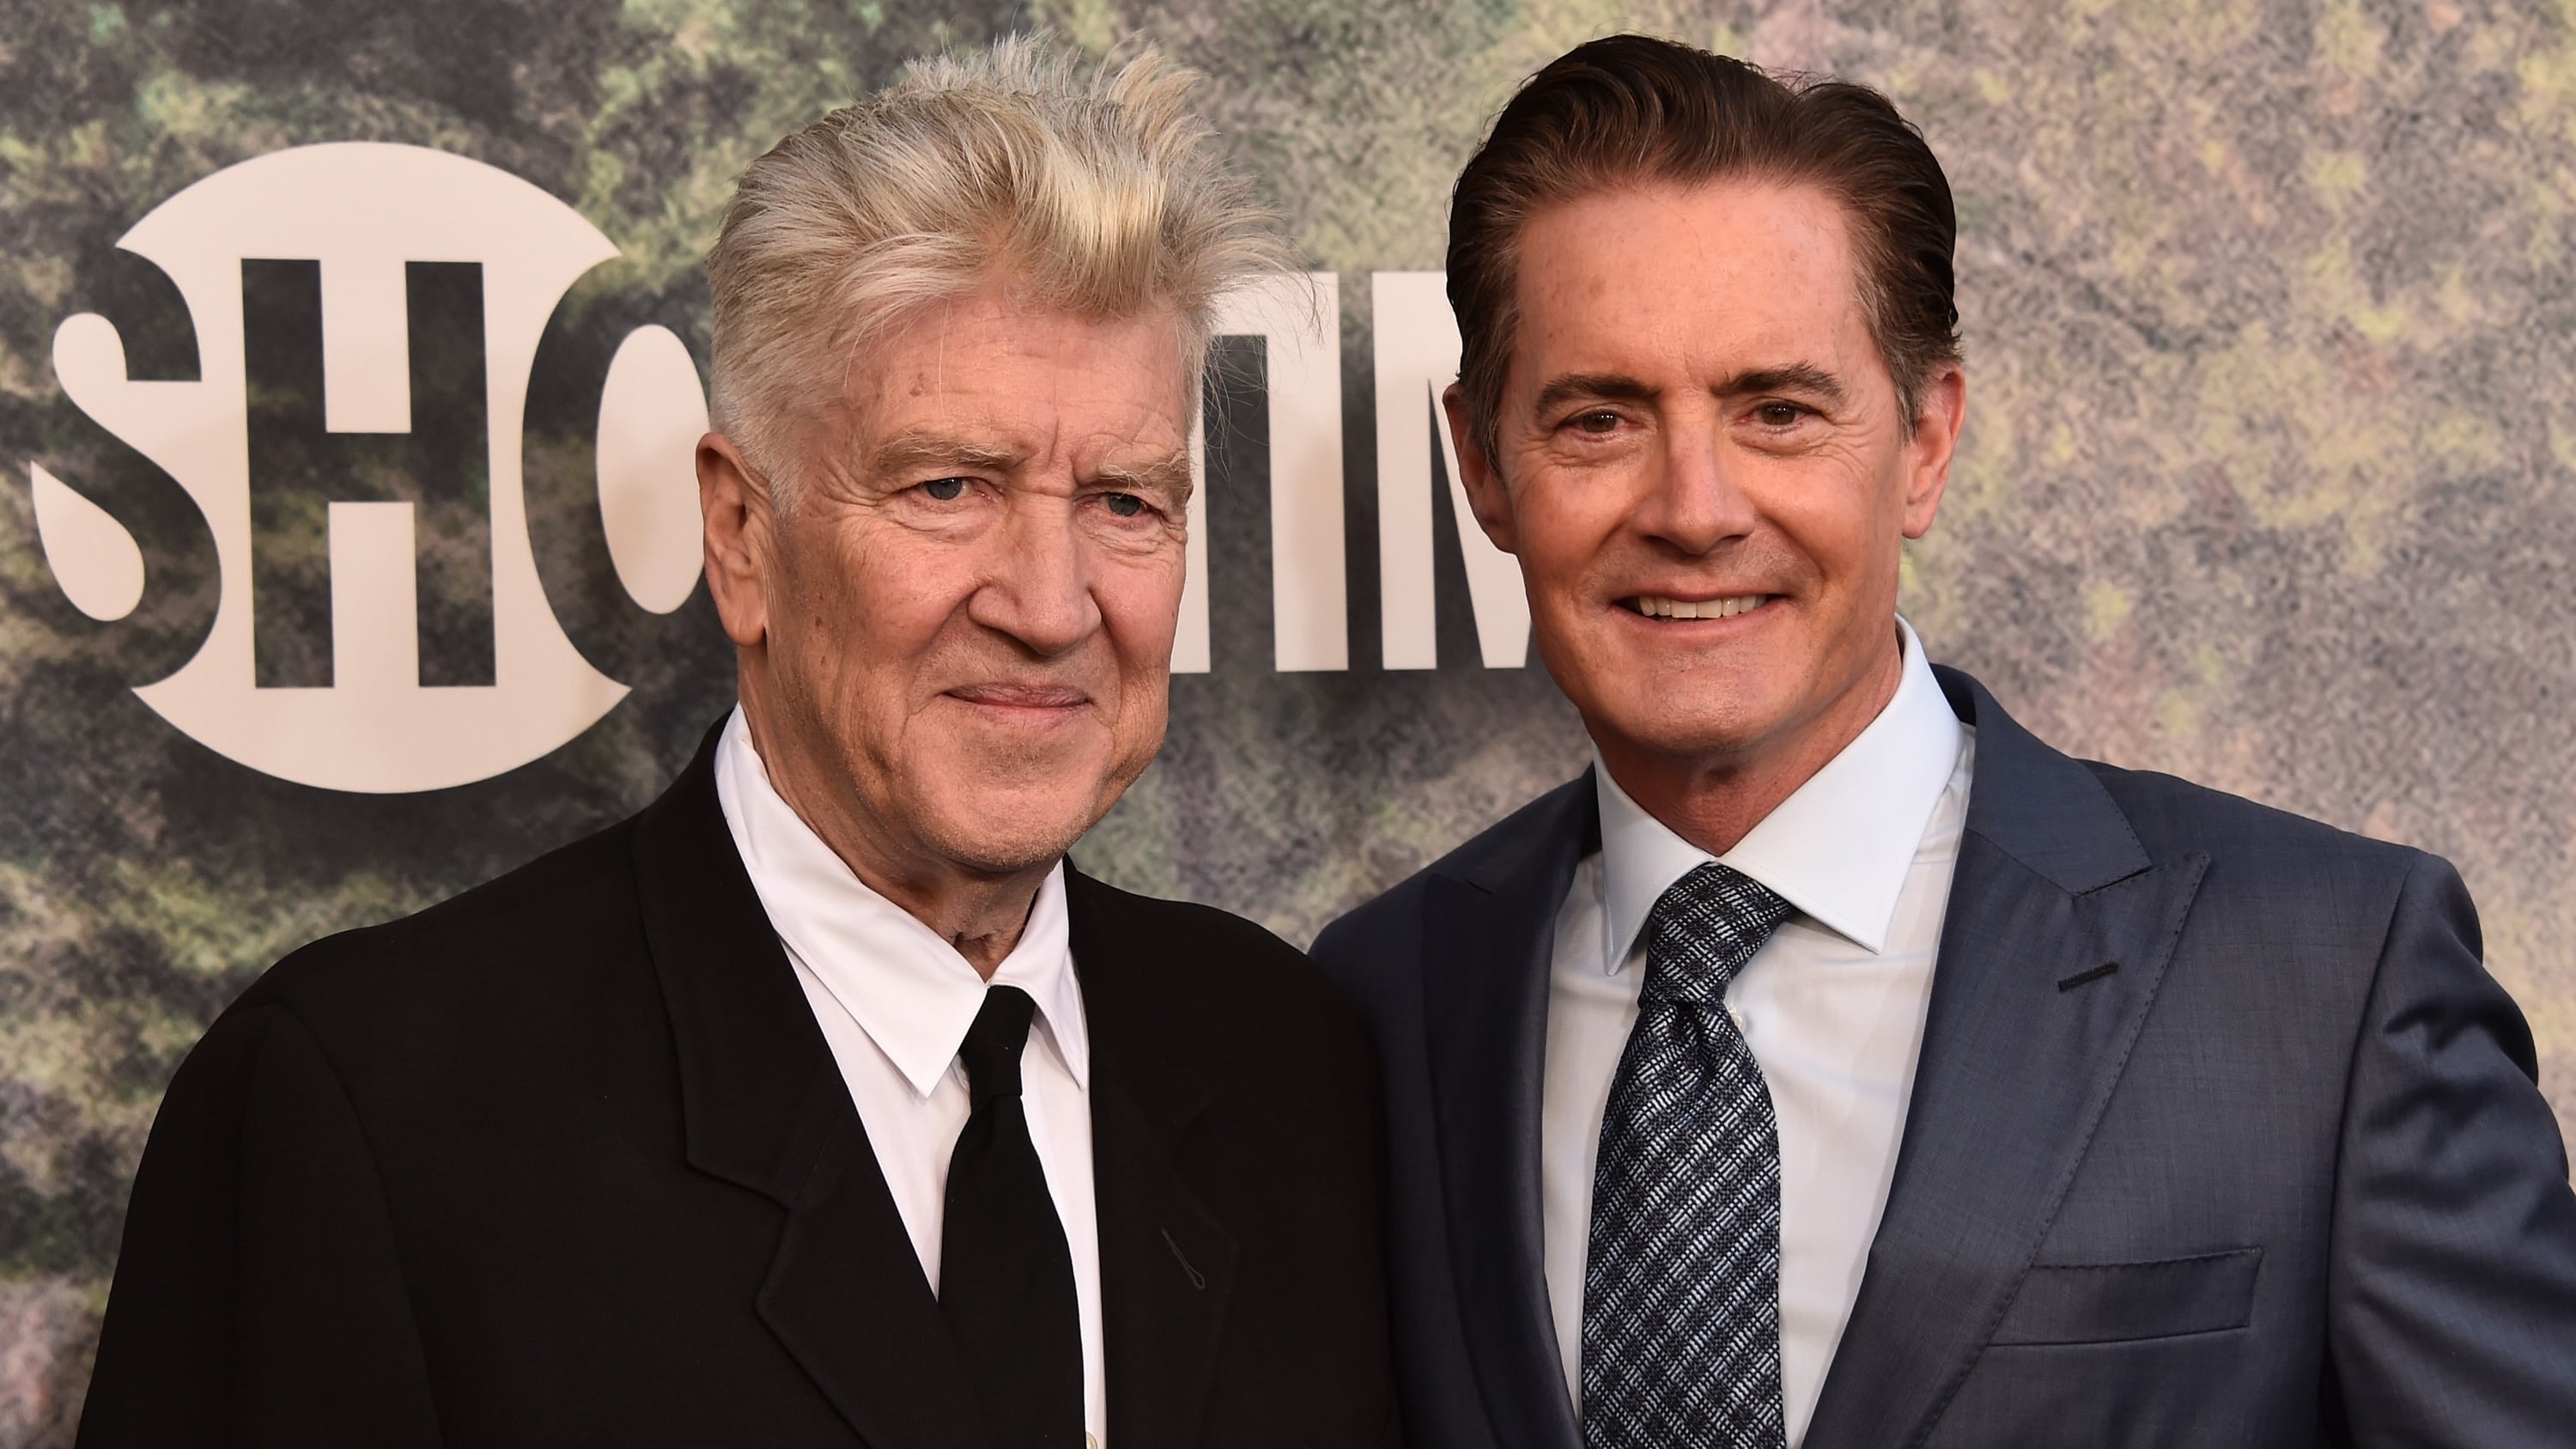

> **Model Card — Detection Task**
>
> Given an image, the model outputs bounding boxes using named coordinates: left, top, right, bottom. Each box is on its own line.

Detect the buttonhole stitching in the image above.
left=1162, top=1227, right=1206, bottom=1290
left=2057, top=961, right=2119, bottom=992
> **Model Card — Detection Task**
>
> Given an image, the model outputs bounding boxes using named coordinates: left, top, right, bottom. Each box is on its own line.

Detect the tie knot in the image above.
left=957, top=985, right=1037, bottom=1109
left=1641, top=861, right=1794, bottom=1010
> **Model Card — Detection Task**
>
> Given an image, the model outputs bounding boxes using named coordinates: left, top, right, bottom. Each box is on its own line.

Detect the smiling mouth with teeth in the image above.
left=1623, top=594, right=1775, bottom=620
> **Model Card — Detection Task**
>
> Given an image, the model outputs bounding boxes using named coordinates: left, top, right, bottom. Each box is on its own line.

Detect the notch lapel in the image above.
left=1801, top=671, right=2209, bottom=1449
left=1066, top=868, right=1239, bottom=1449
left=1421, top=776, right=1595, bottom=1449
left=631, top=723, right=986, bottom=1449
left=756, top=1086, right=994, bottom=1449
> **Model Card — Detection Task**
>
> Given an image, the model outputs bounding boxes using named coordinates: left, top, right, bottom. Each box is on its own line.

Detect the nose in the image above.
left=968, top=490, right=1102, bottom=658
left=1634, top=412, right=1759, bottom=554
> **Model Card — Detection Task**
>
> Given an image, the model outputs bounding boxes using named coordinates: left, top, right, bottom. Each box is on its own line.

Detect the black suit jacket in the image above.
left=1312, top=666, right=2576, bottom=1449
left=80, top=728, right=1401, bottom=1449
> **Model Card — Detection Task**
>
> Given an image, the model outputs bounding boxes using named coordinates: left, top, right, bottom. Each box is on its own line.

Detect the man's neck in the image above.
left=826, top=843, right=1049, bottom=978
left=739, top=703, right=1048, bottom=978
left=1593, top=636, right=1907, bottom=859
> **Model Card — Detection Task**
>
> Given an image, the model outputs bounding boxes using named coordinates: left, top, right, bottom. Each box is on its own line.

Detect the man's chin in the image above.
left=910, top=791, right=1104, bottom=878
left=893, top=735, right=1153, bottom=876
left=1583, top=691, right=1795, bottom=764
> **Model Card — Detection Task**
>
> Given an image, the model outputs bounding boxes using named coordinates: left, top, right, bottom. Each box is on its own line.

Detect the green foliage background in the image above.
left=4, top=0, right=2574, bottom=1439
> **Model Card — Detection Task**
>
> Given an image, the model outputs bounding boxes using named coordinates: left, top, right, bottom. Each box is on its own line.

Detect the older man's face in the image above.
left=709, top=278, right=1192, bottom=880
left=1448, top=179, right=1962, bottom=778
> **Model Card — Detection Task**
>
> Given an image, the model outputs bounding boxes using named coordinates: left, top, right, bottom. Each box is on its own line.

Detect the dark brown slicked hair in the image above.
left=1447, top=34, right=1961, bottom=458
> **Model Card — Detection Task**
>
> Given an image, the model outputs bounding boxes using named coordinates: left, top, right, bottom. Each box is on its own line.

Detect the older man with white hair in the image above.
left=78, top=39, right=1400, bottom=1449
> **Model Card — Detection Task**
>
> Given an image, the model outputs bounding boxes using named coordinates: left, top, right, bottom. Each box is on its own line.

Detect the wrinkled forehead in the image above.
left=804, top=279, right=1185, bottom=417
left=780, top=283, right=1198, bottom=479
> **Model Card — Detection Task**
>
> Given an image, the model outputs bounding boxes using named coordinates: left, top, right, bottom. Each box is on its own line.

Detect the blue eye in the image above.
left=922, top=478, right=967, bottom=501
left=1103, top=493, right=1145, bottom=518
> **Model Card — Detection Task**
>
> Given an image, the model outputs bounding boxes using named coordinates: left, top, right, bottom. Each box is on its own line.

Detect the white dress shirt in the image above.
left=713, top=708, right=1106, bottom=1446
left=1541, top=618, right=1974, bottom=1447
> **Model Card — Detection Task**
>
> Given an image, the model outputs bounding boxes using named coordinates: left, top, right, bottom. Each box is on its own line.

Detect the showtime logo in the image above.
left=29, top=143, right=1528, bottom=795
left=33, top=143, right=708, bottom=792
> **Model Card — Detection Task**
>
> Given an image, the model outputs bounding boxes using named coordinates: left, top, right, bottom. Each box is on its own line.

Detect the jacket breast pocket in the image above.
left=1990, top=1247, right=2263, bottom=1346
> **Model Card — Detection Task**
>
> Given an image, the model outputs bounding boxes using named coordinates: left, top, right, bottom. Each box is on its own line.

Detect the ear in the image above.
left=1899, top=362, right=1966, bottom=541
left=697, top=431, right=774, bottom=649
left=1442, top=382, right=1519, bottom=555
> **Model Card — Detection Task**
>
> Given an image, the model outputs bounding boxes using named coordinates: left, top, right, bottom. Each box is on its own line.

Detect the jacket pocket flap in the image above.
left=1991, top=1247, right=2263, bottom=1346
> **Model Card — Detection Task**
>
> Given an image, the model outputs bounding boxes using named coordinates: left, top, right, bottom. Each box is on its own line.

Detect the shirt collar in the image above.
left=1595, top=617, right=1965, bottom=965
left=711, top=706, right=1089, bottom=1096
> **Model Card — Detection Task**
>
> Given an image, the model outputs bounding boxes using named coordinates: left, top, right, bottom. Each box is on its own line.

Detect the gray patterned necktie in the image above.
left=1582, top=861, right=1796, bottom=1449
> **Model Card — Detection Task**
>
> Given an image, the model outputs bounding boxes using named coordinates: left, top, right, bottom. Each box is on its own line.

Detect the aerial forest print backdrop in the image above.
left=6, top=0, right=2576, bottom=1437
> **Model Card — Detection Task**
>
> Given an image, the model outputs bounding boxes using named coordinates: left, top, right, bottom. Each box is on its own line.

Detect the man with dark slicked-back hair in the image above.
left=1315, top=33, right=2576, bottom=1449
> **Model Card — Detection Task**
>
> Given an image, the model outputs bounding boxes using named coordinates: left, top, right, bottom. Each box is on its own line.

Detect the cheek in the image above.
left=1103, top=540, right=1187, bottom=639
left=1515, top=483, right=1624, bottom=600
left=783, top=528, right=963, bottom=694
left=1095, top=562, right=1177, bottom=740
left=1757, top=472, right=1899, bottom=592
left=769, top=535, right=851, bottom=661
left=1112, top=621, right=1179, bottom=693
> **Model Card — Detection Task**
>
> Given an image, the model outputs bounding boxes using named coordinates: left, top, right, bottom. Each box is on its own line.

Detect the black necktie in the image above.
left=1583, top=861, right=1797, bottom=1449
left=939, top=984, right=1084, bottom=1449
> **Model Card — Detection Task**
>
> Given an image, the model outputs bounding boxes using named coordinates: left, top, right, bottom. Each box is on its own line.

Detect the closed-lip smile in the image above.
left=947, top=683, right=1091, bottom=710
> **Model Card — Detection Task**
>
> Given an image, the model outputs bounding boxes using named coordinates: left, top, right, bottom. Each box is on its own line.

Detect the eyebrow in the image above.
left=1725, top=363, right=1847, bottom=406
left=1527, top=362, right=1850, bottom=418
left=1532, top=373, right=1661, bottom=417
left=866, top=430, right=1024, bottom=479
left=866, top=430, right=1193, bottom=504
left=1095, top=451, right=1195, bottom=507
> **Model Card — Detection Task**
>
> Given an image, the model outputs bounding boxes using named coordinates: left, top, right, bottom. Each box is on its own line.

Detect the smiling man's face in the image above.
left=1448, top=178, right=1963, bottom=793
left=705, top=275, right=1193, bottom=885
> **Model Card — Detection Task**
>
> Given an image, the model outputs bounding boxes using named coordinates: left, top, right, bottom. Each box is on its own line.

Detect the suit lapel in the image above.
left=756, top=1087, right=994, bottom=1449
left=1066, top=868, right=1239, bottom=1449
left=630, top=722, right=986, bottom=1449
left=1422, top=776, right=1595, bottom=1449
left=1802, top=671, right=2209, bottom=1449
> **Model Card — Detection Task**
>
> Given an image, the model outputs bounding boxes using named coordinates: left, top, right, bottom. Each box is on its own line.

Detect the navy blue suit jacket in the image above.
left=1312, top=666, right=2576, bottom=1449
